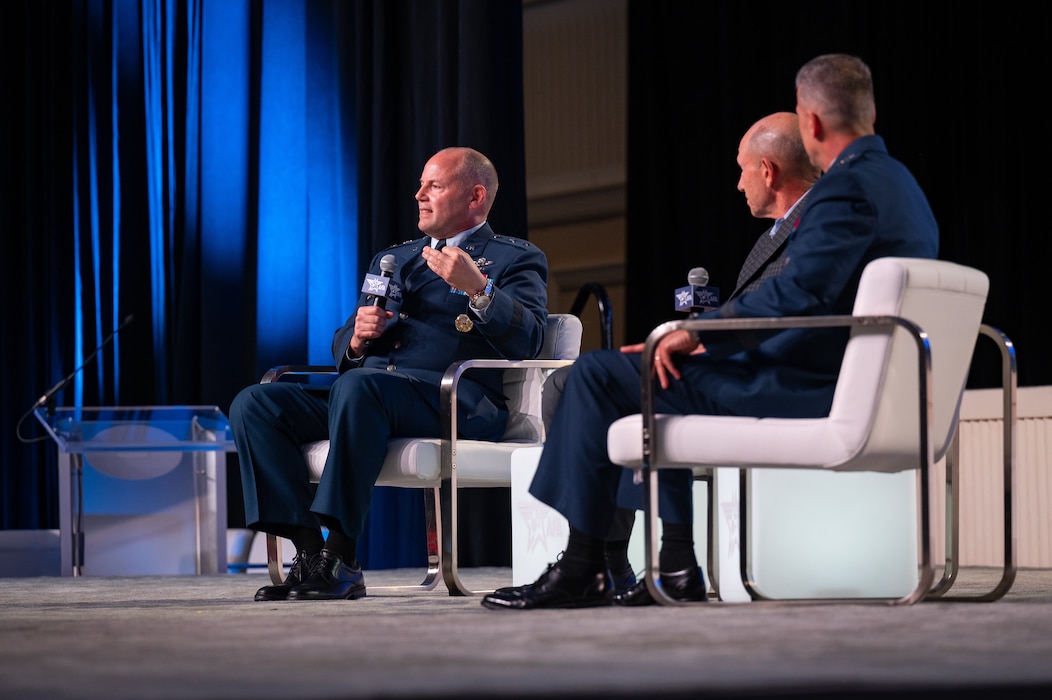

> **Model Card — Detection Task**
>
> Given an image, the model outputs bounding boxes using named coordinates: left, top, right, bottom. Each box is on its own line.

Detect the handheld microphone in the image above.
left=361, top=255, right=400, bottom=348
left=361, top=255, right=399, bottom=309
left=688, top=267, right=709, bottom=286
left=32, top=314, right=136, bottom=411
left=674, top=267, right=720, bottom=313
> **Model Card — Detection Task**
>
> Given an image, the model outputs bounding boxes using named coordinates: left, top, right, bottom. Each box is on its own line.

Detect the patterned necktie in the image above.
left=434, top=239, right=445, bottom=250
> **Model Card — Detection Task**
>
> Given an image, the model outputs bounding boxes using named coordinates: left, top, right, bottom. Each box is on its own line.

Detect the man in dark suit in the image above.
left=538, top=111, right=820, bottom=599
left=483, top=54, right=939, bottom=610
left=231, top=146, right=549, bottom=601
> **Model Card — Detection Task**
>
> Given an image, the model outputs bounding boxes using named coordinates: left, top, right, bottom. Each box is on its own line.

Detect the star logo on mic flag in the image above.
left=362, top=274, right=400, bottom=301
left=675, top=289, right=693, bottom=307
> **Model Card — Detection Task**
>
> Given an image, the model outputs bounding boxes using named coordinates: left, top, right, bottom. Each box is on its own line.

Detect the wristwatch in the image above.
left=469, top=280, right=494, bottom=310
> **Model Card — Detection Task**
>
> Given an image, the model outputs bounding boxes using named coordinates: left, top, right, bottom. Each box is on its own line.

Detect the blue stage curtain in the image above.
left=4, top=0, right=526, bottom=569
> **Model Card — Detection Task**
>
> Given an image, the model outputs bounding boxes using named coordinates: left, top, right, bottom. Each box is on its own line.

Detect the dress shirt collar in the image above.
left=432, top=222, right=486, bottom=249
left=770, top=189, right=811, bottom=237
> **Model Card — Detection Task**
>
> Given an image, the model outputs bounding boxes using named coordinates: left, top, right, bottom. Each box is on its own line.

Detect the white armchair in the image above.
left=608, top=257, right=1016, bottom=606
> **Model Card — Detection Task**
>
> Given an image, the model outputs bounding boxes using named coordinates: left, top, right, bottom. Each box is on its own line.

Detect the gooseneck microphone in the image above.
left=17, top=314, right=136, bottom=443
left=33, top=314, right=136, bottom=411
left=674, top=267, right=721, bottom=313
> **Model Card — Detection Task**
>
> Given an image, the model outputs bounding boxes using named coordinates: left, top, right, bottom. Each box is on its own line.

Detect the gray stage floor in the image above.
left=1, top=566, right=1051, bottom=699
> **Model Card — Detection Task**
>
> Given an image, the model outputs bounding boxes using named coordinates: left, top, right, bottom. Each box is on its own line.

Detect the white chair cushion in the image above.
left=608, top=413, right=860, bottom=470
left=302, top=438, right=537, bottom=487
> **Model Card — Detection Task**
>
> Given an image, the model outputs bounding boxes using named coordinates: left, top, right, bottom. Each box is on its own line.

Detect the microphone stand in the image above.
left=16, top=314, right=135, bottom=442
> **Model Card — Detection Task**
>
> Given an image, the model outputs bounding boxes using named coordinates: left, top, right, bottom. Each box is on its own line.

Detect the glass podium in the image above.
left=34, top=406, right=236, bottom=577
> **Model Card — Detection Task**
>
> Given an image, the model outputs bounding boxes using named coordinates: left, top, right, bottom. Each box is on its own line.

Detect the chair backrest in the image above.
left=829, top=257, right=989, bottom=471
left=501, top=313, right=583, bottom=441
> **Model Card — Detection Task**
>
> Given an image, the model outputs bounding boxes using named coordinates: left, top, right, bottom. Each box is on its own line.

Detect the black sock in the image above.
left=607, top=507, right=636, bottom=541
left=289, top=527, right=325, bottom=558
left=659, top=521, right=698, bottom=573
left=560, top=527, right=606, bottom=576
left=322, top=528, right=358, bottom=567
left=603, top=538, right=632, bottom=575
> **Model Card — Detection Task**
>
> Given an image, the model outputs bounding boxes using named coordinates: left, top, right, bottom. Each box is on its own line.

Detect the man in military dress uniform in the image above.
left=231, top=147, right=549, bottom=601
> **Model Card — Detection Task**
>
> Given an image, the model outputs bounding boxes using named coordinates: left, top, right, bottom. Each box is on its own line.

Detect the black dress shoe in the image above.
left=612, top=566, right=708, bottom=606
left=286, top=549, right=366, bottom=601
left=481, top=560, right=611, bottom=610
left=254, top=550, right=317, bottom=601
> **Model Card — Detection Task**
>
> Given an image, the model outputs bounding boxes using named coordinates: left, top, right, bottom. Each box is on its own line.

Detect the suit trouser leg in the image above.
left=229, top=382, right=330, bottom=532
left=530, top=349, right=726, bottom=538
left=312, top=369, right=446, bottom=539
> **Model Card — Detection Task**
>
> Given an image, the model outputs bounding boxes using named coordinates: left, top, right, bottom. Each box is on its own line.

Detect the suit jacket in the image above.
left=728, top=191, right=811, bottom=300
left=686, top=134, right=939, bottom=418
left=331, top=224, right=549, bottom=417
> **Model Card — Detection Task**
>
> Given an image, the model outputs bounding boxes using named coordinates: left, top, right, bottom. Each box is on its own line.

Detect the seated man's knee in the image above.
left=571, top=349, right=626, bottom=383
left=327, top=367, right=393, bottom=406
left=230, top=381, right=309, bottom=426
left=230, top=383, right=267, bottom=423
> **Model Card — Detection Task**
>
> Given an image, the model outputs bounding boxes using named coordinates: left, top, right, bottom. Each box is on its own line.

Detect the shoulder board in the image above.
left=382, top=236, right=427, bottom=251
left=487, top=234, right=535, bottom=249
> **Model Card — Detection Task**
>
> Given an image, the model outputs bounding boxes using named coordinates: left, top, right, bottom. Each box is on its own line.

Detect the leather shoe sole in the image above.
left=255, top=585, right=296, bottom=602
left=482, top=561, right=611, bottom=610
left=612, top=566, right=708, bottom=606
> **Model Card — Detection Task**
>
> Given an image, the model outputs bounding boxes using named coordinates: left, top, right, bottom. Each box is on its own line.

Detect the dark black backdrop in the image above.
left=627, top=4, right=1047, bottom=391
